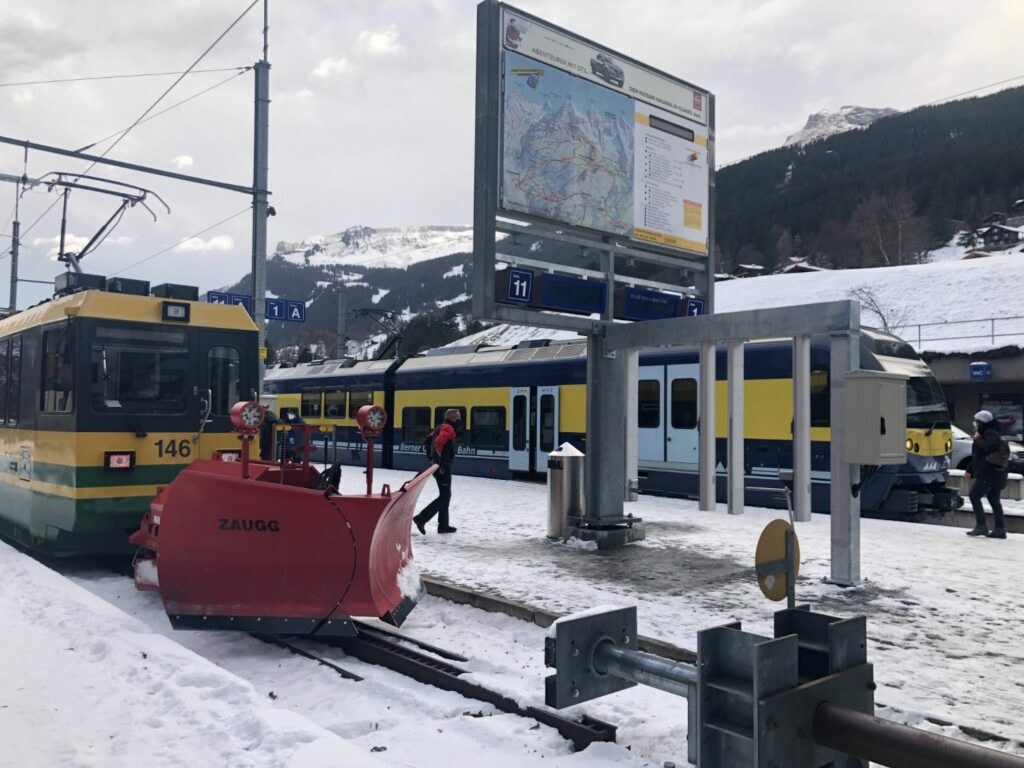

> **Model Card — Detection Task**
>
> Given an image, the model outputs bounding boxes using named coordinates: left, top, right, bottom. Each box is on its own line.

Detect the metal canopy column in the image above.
left=830, top=328, right=861, bottom=584
left=727, top=342, right=744, bottom=515
left=793, top=335, right=812, bottom=522
left=624, top=348, right=640, bottom=502
left=698, top=342, right=717, bottom=511
left=579, top=332, right=645, bottom=547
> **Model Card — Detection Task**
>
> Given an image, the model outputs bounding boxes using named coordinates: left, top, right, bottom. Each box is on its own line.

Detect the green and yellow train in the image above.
left=0, top=283, right=258, bottom=555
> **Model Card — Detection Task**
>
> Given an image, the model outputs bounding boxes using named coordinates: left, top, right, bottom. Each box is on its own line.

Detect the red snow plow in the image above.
left=130, top=402, right=434, bottom=636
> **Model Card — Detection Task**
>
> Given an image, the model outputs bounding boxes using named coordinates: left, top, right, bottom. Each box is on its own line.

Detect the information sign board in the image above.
left=499, top=8, right=710, bottom=255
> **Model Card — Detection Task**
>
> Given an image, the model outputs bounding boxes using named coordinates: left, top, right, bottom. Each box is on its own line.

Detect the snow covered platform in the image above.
left=3, top=468, right=1023, bottom=766
left=0, top=540, right=385, bottom=768
left=390, top=469, right=1024, bottom=753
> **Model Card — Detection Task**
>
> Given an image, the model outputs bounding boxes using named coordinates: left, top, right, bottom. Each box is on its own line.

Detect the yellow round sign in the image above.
left=754, top=519, right=801, bottom=601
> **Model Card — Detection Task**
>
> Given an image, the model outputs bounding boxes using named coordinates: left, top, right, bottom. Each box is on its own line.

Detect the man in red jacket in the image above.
left=414, top=409, right=461, bottom=534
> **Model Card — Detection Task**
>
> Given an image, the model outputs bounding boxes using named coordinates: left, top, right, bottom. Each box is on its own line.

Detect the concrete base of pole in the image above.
left=565, top=521, right=646, bottom=549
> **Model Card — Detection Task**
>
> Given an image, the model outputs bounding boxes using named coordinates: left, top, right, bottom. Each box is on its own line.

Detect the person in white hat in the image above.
left=964, top=410, right=1008, bottom=538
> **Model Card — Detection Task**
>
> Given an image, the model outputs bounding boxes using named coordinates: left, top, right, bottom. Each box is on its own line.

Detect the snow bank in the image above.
left=0, top=542, right=382, bottom=768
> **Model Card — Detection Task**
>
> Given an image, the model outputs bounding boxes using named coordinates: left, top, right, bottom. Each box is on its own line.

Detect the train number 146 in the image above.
left=154, top=438, right=192, bottom=459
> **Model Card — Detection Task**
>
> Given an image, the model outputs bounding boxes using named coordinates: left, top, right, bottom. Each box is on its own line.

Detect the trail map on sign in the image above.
left=502, top=51, right=634, bottom=237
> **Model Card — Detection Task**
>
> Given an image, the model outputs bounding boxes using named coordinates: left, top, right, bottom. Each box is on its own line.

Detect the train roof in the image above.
left=0, top=289, right=257, bottom=336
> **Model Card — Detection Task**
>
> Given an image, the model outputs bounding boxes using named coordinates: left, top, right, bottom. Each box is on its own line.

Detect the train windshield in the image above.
left=90, top=325, right=189, bottom=414
left=907, top=376, right=950, bottom=430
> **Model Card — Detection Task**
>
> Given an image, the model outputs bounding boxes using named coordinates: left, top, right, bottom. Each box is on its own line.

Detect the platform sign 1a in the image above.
left=208, top=292, right=305, bottom=323
left=685, top=297, right=705, bottom=316
left=473, top=0, right=714, bottom=333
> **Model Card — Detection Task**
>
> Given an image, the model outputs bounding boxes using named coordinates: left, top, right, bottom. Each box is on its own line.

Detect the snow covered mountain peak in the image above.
left=784, top=105, right=899, bottom=147
left=275, top=225, right=474, bottom=270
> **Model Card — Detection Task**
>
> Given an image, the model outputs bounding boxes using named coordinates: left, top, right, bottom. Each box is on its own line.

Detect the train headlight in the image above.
left=905, top=438, right=913, bottom=452
left=944, top=438, right=953, bottom=453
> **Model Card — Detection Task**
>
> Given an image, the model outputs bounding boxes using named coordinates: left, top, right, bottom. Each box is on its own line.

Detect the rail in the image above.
left=891, top=315, right=1024, bottom=350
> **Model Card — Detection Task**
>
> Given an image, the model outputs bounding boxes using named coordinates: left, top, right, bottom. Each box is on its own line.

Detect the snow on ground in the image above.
left=5, top=471, right=1024, bottom=766
left=375, top=468, right=1024, bottom=753
left=371, top=287, right=390, bottom=304
left=436, top=293, right=469, bottom=308
left=927, top=236, right=970, bottom=262
left=0, top=543, right=383, bottom=768
left=278, top=227, right=475, bottom=270
left=443, top=264, right=464, bottom=279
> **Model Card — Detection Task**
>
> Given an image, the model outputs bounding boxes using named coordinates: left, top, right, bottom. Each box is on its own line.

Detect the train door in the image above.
left=535, top=386, right=559, bottom=471
left=638, top=366, right=665, bottom=463
left=509, top=387, right=531, bottom=472
left=199, top=331, right=250, bottom=456
left=665, top=363, right=700, bottom=467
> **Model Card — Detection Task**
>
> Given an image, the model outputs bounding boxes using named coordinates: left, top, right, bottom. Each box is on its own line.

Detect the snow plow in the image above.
left=130, top=402, right=434, bottom=636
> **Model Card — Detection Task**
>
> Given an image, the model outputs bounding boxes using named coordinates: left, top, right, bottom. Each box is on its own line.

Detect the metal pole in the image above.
left=699, top=342, right=716, bottom=511
left=252, top=54, right=270, bottom=393
left=813, top=702, right=1024, bottom=768
left=9, top=218, right=18, bottom=311
left=727, top=341, right=744, bottom=515
left=0, top=135, right=256, bottom=195
left=336, top=287, right=347, bottom=358
left=592, top=642, right=697, bottom=698
left=830, top=324, right=861, bottom=585
left=57, top=189, right=83, bottom=274
left=792, top=335, right=812, bottom=522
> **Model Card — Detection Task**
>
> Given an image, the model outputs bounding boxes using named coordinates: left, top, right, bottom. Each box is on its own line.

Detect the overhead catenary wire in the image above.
left=77, top=67, right=252, bottom=153
left=110, top=205, right=252, bottom=276
left=72, top=0, right=261, bottom=182
left=0, top=67, right=249, bottom=88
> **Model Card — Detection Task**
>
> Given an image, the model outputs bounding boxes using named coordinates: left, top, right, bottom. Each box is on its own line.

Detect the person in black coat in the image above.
left=413, top=409, right=461, bottom=534
left=964, top=409, right=1007, bottom=539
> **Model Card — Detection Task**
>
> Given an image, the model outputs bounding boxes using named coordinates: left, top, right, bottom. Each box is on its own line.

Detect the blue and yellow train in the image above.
left=0, top=279, right=259, bottom=555
left=264, top=327, right=959, bottom=517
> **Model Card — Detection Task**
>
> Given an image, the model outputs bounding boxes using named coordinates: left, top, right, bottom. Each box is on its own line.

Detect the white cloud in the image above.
left=312, top=56, right=351, bottom=80
left=34, top=234, right=88, bottom=258
left=176, top=235, right=233, bottom=253
left=12, top=89, right=33, bottom=107
left=355, top=25, right=405, bottom=58
left=111, top=236, right=134, bottom=246
left=171, top=155, right=193, bottom=170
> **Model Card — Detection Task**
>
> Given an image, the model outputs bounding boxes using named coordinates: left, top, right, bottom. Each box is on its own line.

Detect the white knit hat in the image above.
left=974, top=410, right=994, bottom=423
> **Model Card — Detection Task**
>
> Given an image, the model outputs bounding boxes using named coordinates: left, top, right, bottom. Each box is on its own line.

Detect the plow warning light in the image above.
left=230, top=401, right=266, bottom=433
left=356, top=405, right=388, bottom=438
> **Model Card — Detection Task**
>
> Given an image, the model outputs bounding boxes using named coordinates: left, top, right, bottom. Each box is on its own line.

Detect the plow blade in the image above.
left=131, top=460, right=436, bottom=635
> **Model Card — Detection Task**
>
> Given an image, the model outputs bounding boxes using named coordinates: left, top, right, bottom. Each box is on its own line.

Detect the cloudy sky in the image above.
left=0, top=0, right=1021, bottom=307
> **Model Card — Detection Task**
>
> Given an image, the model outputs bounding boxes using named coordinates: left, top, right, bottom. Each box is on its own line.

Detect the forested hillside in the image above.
left=716, top=86, right=1024, bottom=271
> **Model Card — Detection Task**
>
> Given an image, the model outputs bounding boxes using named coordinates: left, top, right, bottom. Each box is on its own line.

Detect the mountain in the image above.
left=784, top=105, right=900, bottom=146
left=275, top=225, right=474, bottom=270
left=232, top=86, right=1024, bottom=359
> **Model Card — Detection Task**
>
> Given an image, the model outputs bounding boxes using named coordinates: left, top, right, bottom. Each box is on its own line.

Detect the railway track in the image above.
left=259, top=620, right=617, bottom=751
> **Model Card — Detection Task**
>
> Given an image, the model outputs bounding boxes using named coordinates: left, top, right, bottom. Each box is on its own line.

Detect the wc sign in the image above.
left=207, top=292, right=306, bottom=323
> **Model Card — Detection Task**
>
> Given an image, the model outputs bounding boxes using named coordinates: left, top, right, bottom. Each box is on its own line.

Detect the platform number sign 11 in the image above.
left=506, top=268, right=533, bottom=303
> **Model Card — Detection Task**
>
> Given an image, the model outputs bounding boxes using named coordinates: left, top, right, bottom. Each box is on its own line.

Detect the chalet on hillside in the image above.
left=982, top=211, right=1008, bottom=225
left=778, top=258, right=828, bottom=274
left=978, top=224, right=1023, bottom=251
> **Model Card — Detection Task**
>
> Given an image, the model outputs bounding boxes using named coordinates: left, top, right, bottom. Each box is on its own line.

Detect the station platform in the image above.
left=346, top=467, right=1024, bottom=752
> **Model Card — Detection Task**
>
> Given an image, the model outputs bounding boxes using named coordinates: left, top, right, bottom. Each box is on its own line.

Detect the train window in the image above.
left=638, top=379, right=660, bottom=428
left=670, top=378, right=697, bottom=429
left=89, top=325, right=188, bottom=414
left=470, top=406, right=506, bottom=449
left=539, top=395, right=555, bottom=453
left=348, top=390, right=373, bottom=418
left=324, top=390, right=345, bottom=419
left=208, top=346, right=241, bottom=416
left=42, top=327, right=74, bottom=413
left=433, top=406, right=467, bottom=427
left=512, top=395, right=527, bottom=451
left=402, top=407, right=432, bottom=442
left=0, top=338, right=8, bottom=423
left=810, top=370, right=829, bottom=427
left=8, top=336, right=20, bottom=425
left=301, top=391, right=323, bottom=418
